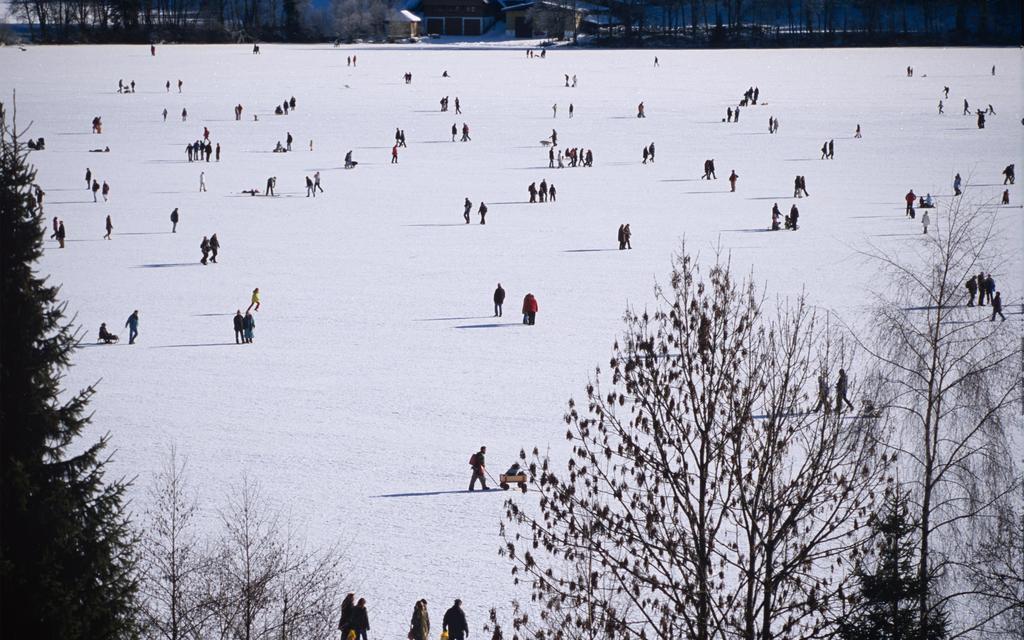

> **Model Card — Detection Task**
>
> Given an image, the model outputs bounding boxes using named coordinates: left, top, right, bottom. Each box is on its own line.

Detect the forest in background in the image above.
left=1, top=0, right=1020, bottom=45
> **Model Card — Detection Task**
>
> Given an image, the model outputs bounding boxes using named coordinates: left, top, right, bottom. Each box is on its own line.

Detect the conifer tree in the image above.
left=0, top=98, right=138, bottom=638
left=840, top=487, right=948, bottom=640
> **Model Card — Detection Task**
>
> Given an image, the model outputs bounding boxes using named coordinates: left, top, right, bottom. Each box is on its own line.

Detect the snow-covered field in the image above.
left=2, top=44, right=1021, bottom=636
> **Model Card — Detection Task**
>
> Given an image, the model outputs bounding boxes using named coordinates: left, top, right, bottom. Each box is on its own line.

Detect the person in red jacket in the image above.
left=905, top=190, right=916, bottom=218
left=522, top=293, right=538, bottom=325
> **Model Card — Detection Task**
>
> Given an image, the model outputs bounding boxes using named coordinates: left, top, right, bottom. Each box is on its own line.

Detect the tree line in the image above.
left=5, top=0, right=1021, bottom=43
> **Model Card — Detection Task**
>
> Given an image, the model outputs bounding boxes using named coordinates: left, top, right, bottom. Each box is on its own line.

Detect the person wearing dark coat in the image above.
left=200, top=236, right=210, bottom=265
left=493, top=284, right=505, bottom=317
left=233, top=310, right=245, bottom=344
left=965, top=276, right=977, bottom=307
left=443, top=599, right=469, bottom=640
left=469, top=446, right=488, bottom=491
left=836, top=368, right=854, bottom=412
left=983, top=274, right=995, bottom=305
left=990, top=292, right=1005, bottom=322
left=338, top=593, right=356, bottom=639
left=350, top=598, right=370, bottom=640
left=528, top=182, right=537, bottom=203
left=170, top=207, right=179, bottom=233
left=617, top=224, right=625, bottom=250
left=478, top=202, right=487, bottom=225
left=209, top=233, right=220, bottom=263
left=463, top=197, right=472, bottom=224
left=976, top=271, right=987, bottom=306
left=56, top=220, right=66, bottom=248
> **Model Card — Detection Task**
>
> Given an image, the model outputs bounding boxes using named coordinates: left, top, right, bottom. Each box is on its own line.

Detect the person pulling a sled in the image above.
left=469, top=446, right=488, bottom=491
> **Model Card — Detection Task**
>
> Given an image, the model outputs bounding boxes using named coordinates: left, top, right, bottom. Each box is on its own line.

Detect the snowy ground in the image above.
left=2, top=44, right=1022, bottom=636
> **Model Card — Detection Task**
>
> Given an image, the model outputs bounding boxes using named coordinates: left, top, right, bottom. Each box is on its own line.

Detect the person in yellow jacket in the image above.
left=246, top=287, right=260, bottom=313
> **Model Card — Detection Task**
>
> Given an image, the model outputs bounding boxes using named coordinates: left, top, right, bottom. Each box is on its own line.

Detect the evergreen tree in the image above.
left=840, top=487, right=948, bottom=640
left=0, top=99, right=138, bottom=638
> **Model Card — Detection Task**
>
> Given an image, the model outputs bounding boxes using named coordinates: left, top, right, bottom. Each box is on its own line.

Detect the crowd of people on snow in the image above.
left=549, top=145, right=593, bottom=168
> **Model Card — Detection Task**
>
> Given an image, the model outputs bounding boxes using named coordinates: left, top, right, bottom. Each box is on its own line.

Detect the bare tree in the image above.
left=726, top=302, right=887, bottom=640
left=205, top=475, right=345, bottom=640
left=858, top=196, right=1023, bottom=638
left=501, top=248, right=887, bottom=640
left=139, top=446, right=211, bottom=640
left=212, top=475, right=285, bottom=640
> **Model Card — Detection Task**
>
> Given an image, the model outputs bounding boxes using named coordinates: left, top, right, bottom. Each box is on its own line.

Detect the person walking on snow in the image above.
left=811, top=372, right=831, bottom=413
left=991, top=292, right=1005, bottom=322
left=314, top=171, right=323, bottom=194
left=921, top=209, right=930, bottom=234
left=410, top=601, right=430, bottom=640
left=306, top=176, right=315, bottom=197
left=392, top=144, right=399, bottom=163
left=243, top=311, right=255, bottom=343
left=469, top=447, right=488, bottom=491
left=493, top=283, right=505, bottom=317
left=729, top=170, right=739, bottom=192
left=965, top=276, right=977, bottom=307
left=209, top=233, right=220, bottom=263
left=104, top=214, right=113, bottom=239
left=953, top=173, right=962, bottom=196
left=443, top=600, right=469, bottom=640
left=247, top=288, right=261, bottom=312
left=200, top=236, right=210, bottom=265
left=350, top=599, right=370, bottom=640
left=478, top=202, right=487, bottom=225
left=233, top=311, right=245, bottom=344
left=102, top=181, right=110, bottom=202
left=199, top=172, right=206, bottom=192
left=463, top=198, right=472, bottom=224
left=56, top=220, right=66, bottom=248
left=265, top=176, right=276, bottom=196
left=978, top=272, right=995, bottom=305
left=451, top=123, right=457, bottom=142
left=905, top=190, right=916, bottom=218
left=125, top=310, right=139, bottom=345
left=836, top=368, right=855, bottom=412
left=522, top=293, right=538, bottom=325
left=170, top=208, right=179, bottom=232
left=1003, top=164, right=1015, bottom=185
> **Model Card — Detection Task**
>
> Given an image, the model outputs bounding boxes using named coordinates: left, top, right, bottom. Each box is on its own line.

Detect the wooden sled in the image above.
left=499, top=474, right=528, bottom=493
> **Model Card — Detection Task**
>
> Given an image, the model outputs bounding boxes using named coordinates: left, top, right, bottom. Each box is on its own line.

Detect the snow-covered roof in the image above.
left=389, top=9, right=422, bottom=22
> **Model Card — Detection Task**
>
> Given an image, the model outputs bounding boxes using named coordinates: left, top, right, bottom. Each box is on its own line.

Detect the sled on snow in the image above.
left=499, top=473, right=528, bottom=493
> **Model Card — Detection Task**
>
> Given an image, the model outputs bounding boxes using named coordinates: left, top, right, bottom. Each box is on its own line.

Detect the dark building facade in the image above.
left=421, top=0, right=499, bottom=35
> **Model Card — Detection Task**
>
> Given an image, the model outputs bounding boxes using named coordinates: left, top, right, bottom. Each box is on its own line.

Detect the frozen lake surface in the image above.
left=1, top=43, right=1021, bottom=637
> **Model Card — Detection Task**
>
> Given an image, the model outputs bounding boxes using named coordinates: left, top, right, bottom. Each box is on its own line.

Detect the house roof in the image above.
left=388, top=9, right=422, bottom=22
